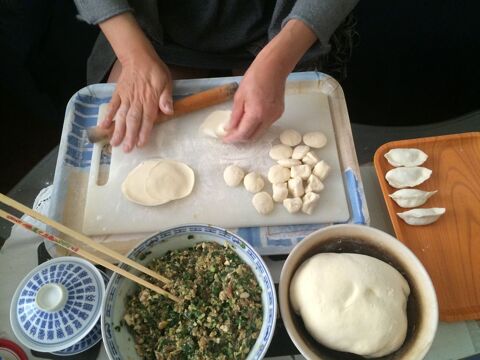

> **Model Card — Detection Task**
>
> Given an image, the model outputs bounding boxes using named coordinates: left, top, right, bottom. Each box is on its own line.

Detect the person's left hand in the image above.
left=223, top=57, right=286, bottom=143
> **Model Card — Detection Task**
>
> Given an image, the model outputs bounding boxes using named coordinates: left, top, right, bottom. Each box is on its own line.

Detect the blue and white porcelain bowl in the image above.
left=10, top=257, right=105, bottom=353
left=102, top=224, right=277, bottom=360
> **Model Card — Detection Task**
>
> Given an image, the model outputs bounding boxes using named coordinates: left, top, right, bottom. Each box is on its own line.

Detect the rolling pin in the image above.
left=87, top=82, right=239, bottom=143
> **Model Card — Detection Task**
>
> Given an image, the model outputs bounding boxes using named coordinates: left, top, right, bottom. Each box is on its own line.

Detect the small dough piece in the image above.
left=305, top=174, right=324, bottom=193
left=283, top=197, right=302, bottom=213
left=303, top=131, right=327, bottom=148
left=313, top=160, right=331, bottom=181
left=292, top=145, right=310, bottom=160
left=200, top=110, right=231, bottom=138
left=280, top=129, right=302, bottom=146
left=252, top=192, right=274, bottom=215
left=223, top=165, right=245, bottom=187
left=290, top=253, right=410, bottom=357
left=269, top=144, right=293, bottom=160
left=384, top=148, right=428, bottom=167
left=389, top=189, right=437, bottom=208
left=244, top=172, right=265, bottom=193
left=397, top=207, right=445, bottom=225
left=272, top=183, right=288, bottom=202
left=302, top=151, right=320, bottom=166
left=122, top=160, right=162, bottom=206
left=291, top=164, right=312, bottom=180
left=144, top=160, right=195, bottom=205
left=302, top=192, right=320, bottom=214
left=277, top=159, right=301, bottom=168
left=288, top=177, right=305, bottom=198
left=385, top=167, right=432, bottom=189
left=268, top=165, right=291, bottom=184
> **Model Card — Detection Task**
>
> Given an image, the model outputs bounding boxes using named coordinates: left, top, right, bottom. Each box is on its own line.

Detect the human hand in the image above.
left=223, top=58, right=286, bottom=143
left=100, top=54, right=173, bottom=152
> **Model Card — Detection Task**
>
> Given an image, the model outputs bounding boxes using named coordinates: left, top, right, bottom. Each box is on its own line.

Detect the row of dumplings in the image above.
left=384, top=148, right=445, bottom=225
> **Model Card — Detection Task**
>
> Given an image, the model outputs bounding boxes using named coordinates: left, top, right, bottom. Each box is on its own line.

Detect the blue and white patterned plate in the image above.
left=102, top=224, right=277, bottom=360
left=10, top=257, right=105, bottom=353
left=52, top=271, right=109, bottom=356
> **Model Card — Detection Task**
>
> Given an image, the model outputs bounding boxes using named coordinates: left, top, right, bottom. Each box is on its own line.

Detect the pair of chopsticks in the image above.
left=0, top=193, right=180, bottom=303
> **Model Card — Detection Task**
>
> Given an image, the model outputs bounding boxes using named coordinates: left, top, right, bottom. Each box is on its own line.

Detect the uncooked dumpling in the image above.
left=122, top=159, right=195, bottom=206
left=384, top=148, right=428, bottom=167
left=223, top=165, right=245, bottom=187
left=200, top=110, right=231, bottom=138
left=385, top=166, right=432, bottom=189
left=290, top=253, right=410, bottom=357
left=389, top=189, right=437, bottom=208
left=145, top=160, right=195, bottom=204
left=269, top=144, right=292, bottom=160
left=280, top=129, right=302, bottom=146
left=397, top=207, right=445, bottom=225
left=303, top=131, right=327, bottom=149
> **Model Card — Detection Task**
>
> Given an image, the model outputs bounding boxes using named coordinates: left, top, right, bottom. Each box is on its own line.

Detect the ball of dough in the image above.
left=303, top=131, right=327, bottom=148
left=268, top=165, right=291, bottom=184
left=269, top=144, right=293, bottom=160
left=292, top=145, right=310, bottom=160
left=313, top=160, right=331, bottom=181
left=302, top=151, right=320, bottom=166
left=223, top=165, right=245, bottom=187
left=280, top=129, right=302, bottom=147
left=252, top=192, right=274, bottom=215
left=291, top=164, right=312, bottom=180
left=288, top=177, right=304, bottom=198
left=302, top=191, right=320, bottom=215
left=283, top=197, right=302, bottom=213
left=290, top=253, right=410, bottom=357
left=305, top=174, right=324, bottom=193
left=243, top=172, right=265, bottom=193
left=272, top=182, right=288, bottom=202
left=200, top=110, right=231, bottom=138
left=277, top=159, right=301, bottom=168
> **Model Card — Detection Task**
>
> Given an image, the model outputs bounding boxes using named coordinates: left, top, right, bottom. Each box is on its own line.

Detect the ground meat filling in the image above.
left=124, top=242, right=263, bottom=359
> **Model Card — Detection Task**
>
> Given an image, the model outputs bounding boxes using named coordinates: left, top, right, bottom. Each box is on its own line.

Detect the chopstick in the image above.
left=0, top=193, right=170, bottom=284
left=0, top=209, right=180, bottom=302
left=0, top=193, right=180, bottom=302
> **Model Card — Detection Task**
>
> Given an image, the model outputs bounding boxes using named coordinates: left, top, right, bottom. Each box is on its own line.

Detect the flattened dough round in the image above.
left=280, top=129, right=302, bottom=146
left=269, top=144, right=293, bottom=160
left=200, top=110, right=231, bottom=138
left=303, top=131, right=327, bottom=148
left=145, top=160, right=195, bottom=204
left=121, top=160, right=161, bottom=206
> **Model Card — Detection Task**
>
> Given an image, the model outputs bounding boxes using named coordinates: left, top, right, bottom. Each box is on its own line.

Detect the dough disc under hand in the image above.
left=200, top=110, right=231, bottom=138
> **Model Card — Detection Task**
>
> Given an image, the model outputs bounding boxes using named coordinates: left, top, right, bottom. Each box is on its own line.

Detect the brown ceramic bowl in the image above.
left=279, top=224, right=438, bottom=360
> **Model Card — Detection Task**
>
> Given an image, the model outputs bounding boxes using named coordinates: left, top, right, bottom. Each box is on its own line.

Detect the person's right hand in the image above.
left=100, top=54, right=173, bottom=152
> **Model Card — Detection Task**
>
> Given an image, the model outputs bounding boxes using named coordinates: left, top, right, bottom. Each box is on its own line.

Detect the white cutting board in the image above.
left=83, top=89, right=350, bottom=235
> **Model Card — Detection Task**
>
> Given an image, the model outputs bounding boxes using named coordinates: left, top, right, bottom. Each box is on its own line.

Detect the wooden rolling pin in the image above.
left=87, top=82, right=238, bottom=143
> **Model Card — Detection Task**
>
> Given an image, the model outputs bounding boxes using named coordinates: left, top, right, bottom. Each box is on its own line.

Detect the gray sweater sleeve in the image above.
left=283, top=0, right=359, bottom=46
left=73, top=0, right=133, bottom=25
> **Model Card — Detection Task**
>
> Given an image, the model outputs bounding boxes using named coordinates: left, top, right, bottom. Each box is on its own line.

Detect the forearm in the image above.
left=256, top=19, right=317, bottom=77
left=99, top=12, right=157, bottom=66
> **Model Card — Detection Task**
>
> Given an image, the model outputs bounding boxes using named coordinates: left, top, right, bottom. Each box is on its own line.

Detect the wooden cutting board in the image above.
left=374, top=132, right=480, bottom=321
left=82, top=84, right=351, bottom=236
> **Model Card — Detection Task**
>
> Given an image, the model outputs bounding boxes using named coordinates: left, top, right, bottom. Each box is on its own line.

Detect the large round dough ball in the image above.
left=223, top=165, right=245, bottom=187
left=290, top=253, right=410, bottom=357
left=243, top=172, right=265, bottom=193
left=280, top=129, right=302, bottom=147
left=268, top=165, right=291, bottom=184
left=252, top=192, right=274, bottom=215
left=303, top=131, right=327, bottom=148
left=269, top=144, right=293, bottom=160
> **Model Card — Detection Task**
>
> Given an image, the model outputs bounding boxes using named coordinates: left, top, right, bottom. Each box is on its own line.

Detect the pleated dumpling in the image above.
left=385, top=167, right=432, bottom=189
left=389, top=189, right=437, bottom=208
left=384, top=148, right=428, bottom=167
left=397, top=208, right=445, bottom=225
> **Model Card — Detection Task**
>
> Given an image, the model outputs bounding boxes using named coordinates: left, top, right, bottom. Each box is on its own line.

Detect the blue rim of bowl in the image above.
left=102, top=224, right=277, bottom=360
left=9, top=257, right=105, bottom=353
left=52, top=271, right=110, bottom=356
